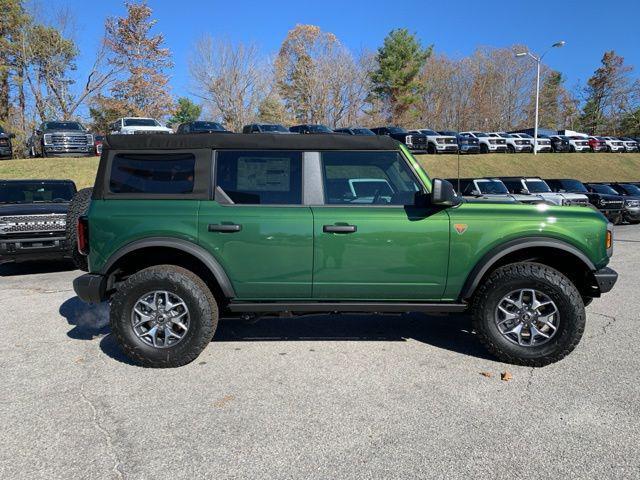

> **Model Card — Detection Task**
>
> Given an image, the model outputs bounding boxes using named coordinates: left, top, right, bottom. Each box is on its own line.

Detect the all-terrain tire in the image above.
left=507, top=145, right=515, bottom=154
left=110, top=265, right=219, bottom=368
left=471, top=262, right=585, bottom=367
left=65, top=187, right=93, bottom=271
left=480, top=144, right=489, bottom=154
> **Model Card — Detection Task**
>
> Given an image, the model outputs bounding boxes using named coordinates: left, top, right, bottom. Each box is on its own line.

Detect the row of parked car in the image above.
left=3, top=117, right=638, bottom=160
left=447, top=177, right=640, bottom=225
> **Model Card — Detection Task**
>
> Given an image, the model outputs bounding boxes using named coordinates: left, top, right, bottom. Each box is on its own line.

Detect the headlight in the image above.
left=626, top=199, right=640, bottom=207
left=436, top=138, right=445, bottom=144
left=43, top=134, right=53, bottom=145
left=488, top=139, right=497, bottom=145
left=86, top=134, right=94, bottom=144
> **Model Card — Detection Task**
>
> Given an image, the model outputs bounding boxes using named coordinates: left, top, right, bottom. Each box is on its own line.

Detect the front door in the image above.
left=311, top=150, right=450, bottom=300
left=198, top=150, right=313, bottom=299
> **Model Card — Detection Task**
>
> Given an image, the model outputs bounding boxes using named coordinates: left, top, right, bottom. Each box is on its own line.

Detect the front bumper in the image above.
left=573, top=145, right=591, bottom=152
left=44, top=145, right=94, bottom=155
left=513, top=144, right=533, bottom=152
left=0, top=235, right=68, bottom=263
left=487, top=144, right=507, bottom=152
left=73, top=273, right=108, bottom=303
left=593, top=267, right=618, bottom=294
left=459, top=144, right=480, bottom=153
left=623, top=206, right=640, bottom=221
left=435, top=144, right=458, bottom=153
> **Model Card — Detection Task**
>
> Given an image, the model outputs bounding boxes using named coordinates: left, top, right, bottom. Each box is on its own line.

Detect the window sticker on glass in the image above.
left=237, top=157, right=291, bottom=192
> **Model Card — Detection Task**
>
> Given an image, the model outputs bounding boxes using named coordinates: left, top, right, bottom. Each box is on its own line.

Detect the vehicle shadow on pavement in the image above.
left=59, top=296, right=493, bottom=364
left=0, top=260, right=75, bottom=276
left=214, top=312, right=493, bottom=361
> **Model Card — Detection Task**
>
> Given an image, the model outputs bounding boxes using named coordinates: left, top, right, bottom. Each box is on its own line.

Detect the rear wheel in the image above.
left=507, top=145, right=515, bottom=154
left=110, top=265, right=219, bottom=368
left=480, top=144, right=489, bottom=154
left=472, top=262, right=585, bottom=367
left=65, top=187, right=93, bottom=271
left=428, top=144, right=436, bottom=155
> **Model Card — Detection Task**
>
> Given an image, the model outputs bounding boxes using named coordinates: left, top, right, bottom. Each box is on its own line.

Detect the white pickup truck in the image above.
left=458, top=131, right=507, bottom=153
left=109, top=117, right=173, bottom=135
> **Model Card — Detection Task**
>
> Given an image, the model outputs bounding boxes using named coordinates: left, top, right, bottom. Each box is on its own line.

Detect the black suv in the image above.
left=603, top=183, right=640, bottom=224
left=438, top=130, right=480, bottom=154
left=0, top=125, right=14, bottom=159
left=370, top=126, right=428, bottom=151
left=0, top=180, right=77, bottom=263
left=242, top=123, right=291, bottom=134
left=548, top=135, right=571, bottom=153
left=545, top=179, right=625, bottom=224
left=289, top=124, right=334, bottom=134
left=333, top=127, right=375, bottom=136
left=176, top=121, right=231, bottom=134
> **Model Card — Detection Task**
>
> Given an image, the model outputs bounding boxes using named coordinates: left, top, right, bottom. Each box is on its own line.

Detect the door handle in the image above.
left=208, top=223, right=242, bottom=233
left=323, top=224, right=357, bottom=234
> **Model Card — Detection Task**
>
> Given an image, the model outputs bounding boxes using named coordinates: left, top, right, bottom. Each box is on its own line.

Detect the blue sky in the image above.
left=48, top=0, right=640, bottom=102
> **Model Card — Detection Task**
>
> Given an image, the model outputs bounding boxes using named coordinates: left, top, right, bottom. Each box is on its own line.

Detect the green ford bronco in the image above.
left=72, top=133, right=617, bottom=368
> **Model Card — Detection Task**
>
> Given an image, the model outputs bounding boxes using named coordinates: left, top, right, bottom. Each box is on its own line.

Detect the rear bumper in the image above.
left=0, top=235, right=68, bottom=263
left=593, top=267, right=618, bottom=294
left=73, top=273, right=107, bottom=303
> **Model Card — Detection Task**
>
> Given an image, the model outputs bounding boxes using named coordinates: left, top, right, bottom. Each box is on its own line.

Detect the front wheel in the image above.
left=471, top=262, right=585, bottom=367
left=110, top=265, right=219, bottom=368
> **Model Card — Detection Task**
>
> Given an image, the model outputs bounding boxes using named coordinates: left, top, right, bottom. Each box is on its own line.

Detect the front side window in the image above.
left=109, top=153, right=195, bottom=194
left=216, top=151, right=302, bottom=205
left=321, top=151, right=420, bottom=205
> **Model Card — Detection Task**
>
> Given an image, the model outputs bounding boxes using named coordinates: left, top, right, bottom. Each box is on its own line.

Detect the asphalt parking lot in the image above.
left=1, top=226, right=639, bottom=479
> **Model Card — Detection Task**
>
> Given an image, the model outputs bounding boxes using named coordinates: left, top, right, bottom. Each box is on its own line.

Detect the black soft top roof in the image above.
left=103, top=133, right=400, bottom=151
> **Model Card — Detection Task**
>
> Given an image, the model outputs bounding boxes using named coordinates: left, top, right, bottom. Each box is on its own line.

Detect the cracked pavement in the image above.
left=1, top=226, right=639, bottom=479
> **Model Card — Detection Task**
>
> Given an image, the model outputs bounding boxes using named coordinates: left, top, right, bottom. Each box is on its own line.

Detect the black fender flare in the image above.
left=101, top=237, right=236, bottom=298
left=460, top=237, right=596, bottom=300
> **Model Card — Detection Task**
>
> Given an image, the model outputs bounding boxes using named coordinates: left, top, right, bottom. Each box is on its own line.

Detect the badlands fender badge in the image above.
left=454, top=224, right=468, bottom=235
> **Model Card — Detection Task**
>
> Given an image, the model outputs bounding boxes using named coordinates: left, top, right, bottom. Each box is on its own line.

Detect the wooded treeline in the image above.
left=1, top=0, right=639, bottom=156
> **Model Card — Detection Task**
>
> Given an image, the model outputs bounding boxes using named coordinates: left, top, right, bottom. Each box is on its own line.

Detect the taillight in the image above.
left=77, top=216, right=89, bottom=255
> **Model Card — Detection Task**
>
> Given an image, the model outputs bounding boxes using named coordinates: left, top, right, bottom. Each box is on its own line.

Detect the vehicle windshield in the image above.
left=0, top=182, right=75, bottom=203
left=558, top=180, right=588, bottom=193
left=524, top=180, right=551, bottom=193
left=352, top=128, right=375, bottom=136
left=476, top=180, right=509, bottom=194
left=123, top=118, right=160, bottom=127
left=621, top=184, right=640, bottom=195
left=420, top=129, right=439, bottom=135
left=519, top=133, right=533, bottom=138
left=590, top=184, right=618, bottom=195
left=260, top=124, right=288, bottom=132
left=308, top=125, right=333, bottom=133
left=474, top=132, right=488, bottom=137
left=388, top=127, right=408, bottom=134
left=43, top=122, right=84, bottom=131
left=191, top=121, right=225, bottom=132
left=439, top=131, right=457, bottom=136
left=570, top=136, right=586, bottom=140
left=500, top=133, right=514, bottom=138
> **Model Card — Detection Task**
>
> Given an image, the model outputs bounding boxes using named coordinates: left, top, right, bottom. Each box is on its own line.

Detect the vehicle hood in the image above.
left=0, top=203, right=69, bottom=217
left=463, top=194, right=517, bottom=203
left=510, top=194, right=546, bottom=203
left=43, top=128, right=88, bottom=134
left=553, top=192, right=589, bottom=201
left=121, top=125, right=172, bottom=132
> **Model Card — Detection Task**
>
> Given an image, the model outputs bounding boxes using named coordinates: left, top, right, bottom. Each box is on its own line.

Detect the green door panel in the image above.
left=88, top=199, right=201, bottom=272
left=311, top=206, right=450, bottom=300
left=198, top=203, right=314, bottom=299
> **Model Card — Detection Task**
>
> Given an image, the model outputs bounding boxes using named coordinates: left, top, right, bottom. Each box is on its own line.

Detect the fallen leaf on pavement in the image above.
left=501, top=371, right=513, bottom=381
left=479, top=372, right=493, bottom=378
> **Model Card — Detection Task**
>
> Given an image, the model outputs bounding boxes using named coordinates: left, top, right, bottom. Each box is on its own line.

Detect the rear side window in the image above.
left=215, top=150, right=302, bottom=205
left=109, top=153, right=195, bottom=194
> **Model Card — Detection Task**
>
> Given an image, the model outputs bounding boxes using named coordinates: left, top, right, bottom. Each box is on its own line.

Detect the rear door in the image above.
left=198, top=150, right=314, bottom=300
left=310, top=150, right=450, bottom=300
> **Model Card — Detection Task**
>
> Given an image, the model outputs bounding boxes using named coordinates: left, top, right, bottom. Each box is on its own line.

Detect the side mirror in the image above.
left=520, top=188, right=530, bottom=195
left=470, top=189, right=481, bottom=197
left=430, top=179, right=462, bottom=206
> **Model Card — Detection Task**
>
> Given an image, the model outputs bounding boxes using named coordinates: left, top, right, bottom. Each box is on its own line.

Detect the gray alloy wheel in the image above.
left=131, top=290, right=190, bottom=348
left=494, top=288, right=560, bottom=347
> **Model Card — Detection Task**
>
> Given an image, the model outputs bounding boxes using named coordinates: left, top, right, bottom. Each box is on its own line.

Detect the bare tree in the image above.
left=189, top=36, right=267, bottom=131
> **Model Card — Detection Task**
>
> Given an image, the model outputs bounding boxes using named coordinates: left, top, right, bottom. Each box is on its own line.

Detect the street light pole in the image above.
left=516, top=41, right=565, bottom=156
